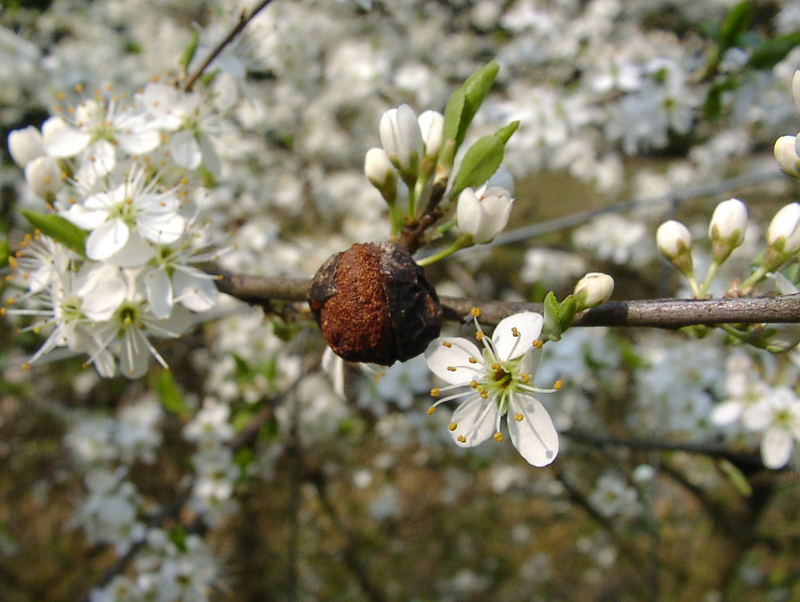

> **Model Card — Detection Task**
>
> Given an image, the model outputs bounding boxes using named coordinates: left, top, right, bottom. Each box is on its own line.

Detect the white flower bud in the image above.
left=764, top=203, right=800, bottom=270
left=767, top=203, right=800, bottom=250
left=793, top=70, right=800, bottom=113
left=364, top=147, right=397, bottom=204
left=24, top=156, right=62, bottom=199
left=7, top=126, right=45, bottom=167
left=708, top=198, right=747, bottom=263
left=774, top=136, right=800, bottom=177
left=379, top=104, right=423, bottom=178
left=656, top=219, right=693, bottom=275
left=456, top=186, right=514, bottom=244
left=573, top=272, right=614, bottom=310
left=418, top=110, right=444, bottom=158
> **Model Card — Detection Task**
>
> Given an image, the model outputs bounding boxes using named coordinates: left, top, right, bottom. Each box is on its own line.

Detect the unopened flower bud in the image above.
left=379, top=104, right=423, bottom=180
left=708, top=198, right=747, bottom=264
left=364, top=147, right=397, bottom=204
left=656, top=219, right=693, bottom=276
left=309, top=242, right=442, bottom=366
left=775, top=136, right=800, bottom=177
left=793, top=70, right=800, bottom=113
left=24, top=156, right=62, bottom=199
left=418, top=110, right=444, bottom=159
left=457, top=186, right=514, bottom=244
left=763, top=203, right=800, bottom=270
left=573, top=272, right=614, bottom=310
left=8, top=126, right=45, bottom=167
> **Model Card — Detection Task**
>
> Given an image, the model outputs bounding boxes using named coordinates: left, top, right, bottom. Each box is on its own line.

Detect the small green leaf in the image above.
left=180, top=31, right=200, bottom=74
left=557, top=295, right=577, bottom=331
left=542, top=291, right=562, bottom=342
left=703, top=76, right=738, bottom=120
left=493, top=120, right=519, bottom=144
left=441, top=88, right=466, bottom=151
left=450, top=134, right=504, bottom=197
left=21, top=210, right=87, bottom=257
left=234, top=448, right=254, bottom=473
left=0, top=237, right=8, bottom=268
left=156, top=369, right=190, bottom=417
left=459, top=61, right=499, bottom=143
left=168, top=525, right=188, bottom=553
left=718, top=1, right=752, bottom=52
left=718, top=459, right=752, bottom=496
left=747, top=29, right=800, bottom=70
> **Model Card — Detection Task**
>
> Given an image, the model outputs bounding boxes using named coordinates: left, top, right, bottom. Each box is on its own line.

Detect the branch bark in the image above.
left=213, top=270, right=800, bottom=328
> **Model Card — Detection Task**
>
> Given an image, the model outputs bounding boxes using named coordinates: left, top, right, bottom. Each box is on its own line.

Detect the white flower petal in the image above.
left=170, top=130, right=201, bottom=169
left=450, top=394, right=498, bottom=448
left=173, top=269, right=218, bottom=312
left=710, top=400, right=744, bottom=426
left=761, top=427, right=794, bottom=469
left=87, top=139, right=116, bottom=176
left=507, top=394, right=559, bottom=466
left=110, top=231, right=155, bottom=268
left=121, top=329, right=151, bottom=379
left=492, top=312, right=543, bottom=360
left=137, top=211, right=186, bottom=244
left=42, top=117, right=90, bottom=157
left=145, top=269, right=174, bottom=319
left=424, top=336, right=484, bottom=384
left=86, top=219, right=129, bottom=260
left=61, top=203, right=109, bottom=230
left=456, top=188, right=482, bottom=238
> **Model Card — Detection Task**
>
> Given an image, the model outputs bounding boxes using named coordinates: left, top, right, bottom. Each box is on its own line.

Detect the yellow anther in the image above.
left=430, top=387, right=441, bottom=397
left=6, top=298, right=15, bottom=305
left=493, top=432, right=503, bottom=442
left=514, top=413, right=524, bottom=422
left=470, top=380, right=478, bottom=388
left=457, top=435, right=467, bottom=443
left=512, top=327, right=519, bottom=337
left=442, top=340, right=452, bottom=348
left=475, top=330, right=484, bottom=341
left=427, top=406, right=436, bottom=415
left=520, top=373, right=530, bottom=384
left=0, top=308, right=5, bottom=316
left=470, top=307, right=481, bottom=317
left=491, top=363, right=501, bottom=371
left=22, top=362, right=30, bottom=371
left=468, top=357, right=478, bottom=364
left=448, top=423, right=457, bottom=431
left=446, top=366, right=457, bottom=372
left=480, top=391, right=488, bottom=399
left=74, top=83, right=85, bottom=93
left=532, top=339, right=543, bottom=349
left=554, top=380, right=564, bottom=390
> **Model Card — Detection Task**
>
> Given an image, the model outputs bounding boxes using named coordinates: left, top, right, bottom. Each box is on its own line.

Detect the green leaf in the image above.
left=449, top=121, right=518, bottom=196
left=703, top=76, right=738, bottom=120
left=156, top=369, right=190, bottom=417
left=542, top=291, right=562, bottom=342
left=718, top=459, right=752, bottom=496
left=458, top=61, right=499, bottom=144
left=718, top=1, right=752, bottom=52
left=180, top=31, right=200, bottom=74
left=0, top=237, right=8, bottom=268
left=747, top=29, right=800, bottom=70
left=168, top=525, right=188, bottom=553
left=450, top=134, right=505, bottom=197
left=438, top=61, right=500, bottom=171
left=557, top=295, right=577, bottom=331
left=21, top=210, right=87, bottom=257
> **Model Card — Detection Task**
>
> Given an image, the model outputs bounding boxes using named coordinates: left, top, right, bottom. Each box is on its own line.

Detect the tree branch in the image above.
left=213, top=270, right=800, bottom=328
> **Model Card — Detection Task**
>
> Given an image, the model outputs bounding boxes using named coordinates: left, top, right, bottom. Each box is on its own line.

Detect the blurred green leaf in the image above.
left=747, top=29, right=800, bottom=70
left=180, top=31, right=200, bottom=74
left=156, top=369, right=190, bottom=417
left=718, top=1, right=752, bottom=52
left=20, top=210, right=87, bottom=257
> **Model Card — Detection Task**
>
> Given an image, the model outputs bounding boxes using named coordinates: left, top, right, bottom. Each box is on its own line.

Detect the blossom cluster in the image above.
left=5, top=81, right=226, bottom=377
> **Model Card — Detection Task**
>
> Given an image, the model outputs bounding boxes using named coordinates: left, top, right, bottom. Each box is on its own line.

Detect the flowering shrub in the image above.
left=3, top=0, right=800, bottom=600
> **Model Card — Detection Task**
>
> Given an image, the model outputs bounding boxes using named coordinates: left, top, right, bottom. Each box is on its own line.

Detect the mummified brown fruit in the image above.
left=309, top=241, right=443, bottom=366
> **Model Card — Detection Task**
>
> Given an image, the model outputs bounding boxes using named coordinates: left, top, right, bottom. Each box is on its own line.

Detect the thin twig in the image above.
left=183, top=0, right=276, bottom=92
left=212, top=269, right=800, bottom=328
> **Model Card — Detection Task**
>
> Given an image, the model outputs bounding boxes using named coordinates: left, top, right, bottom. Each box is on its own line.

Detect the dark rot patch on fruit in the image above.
left=309, top=242, right=443, bottom=366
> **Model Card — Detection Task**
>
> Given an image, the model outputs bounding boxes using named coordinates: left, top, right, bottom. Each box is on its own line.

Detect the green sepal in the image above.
left=155, top=369, right=190, bottom=417
left=21, top=210, right=88, bottom=257
left=449, top=121, right=518, bottom=197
